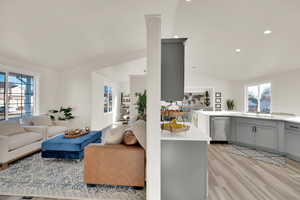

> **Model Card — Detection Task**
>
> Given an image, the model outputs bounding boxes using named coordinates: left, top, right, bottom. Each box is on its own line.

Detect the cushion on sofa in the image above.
left=123, top=130, right=138, bottom=145
left=20, top=117, right=34, bottom=126
left=47, top=126, right=68, bottom=137
left=32, top=115, right=53, bottom=126
left=8, top=132, right=43, bottom=151
left=0, top=120, right=25, bottom=136
left=125, top=120, right=146, bottom=149
left=104, top=125, right=125, bottom=144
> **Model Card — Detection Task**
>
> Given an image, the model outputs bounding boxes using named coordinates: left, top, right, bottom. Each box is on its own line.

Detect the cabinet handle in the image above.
left=289, top=125, right=299, bottom=129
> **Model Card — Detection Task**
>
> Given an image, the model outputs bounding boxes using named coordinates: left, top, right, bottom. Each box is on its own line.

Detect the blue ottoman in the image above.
left=41, top=130, right=102, bottom=160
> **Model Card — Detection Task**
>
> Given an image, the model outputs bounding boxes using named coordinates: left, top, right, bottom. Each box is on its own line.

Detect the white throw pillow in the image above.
left=32, top=115, right=53, bottom=126
left=104, top=125, right=125, bottom=144
left=0, top=120, right=25, bottom=136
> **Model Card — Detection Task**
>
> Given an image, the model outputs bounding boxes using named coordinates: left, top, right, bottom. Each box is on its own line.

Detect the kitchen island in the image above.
left=161, top=122, right=210, bottom=200
left=196, top=111, right=300, bottom=162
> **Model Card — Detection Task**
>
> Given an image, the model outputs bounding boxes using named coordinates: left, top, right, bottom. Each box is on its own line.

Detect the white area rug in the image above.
left=0, top=153, right=145, bottom=200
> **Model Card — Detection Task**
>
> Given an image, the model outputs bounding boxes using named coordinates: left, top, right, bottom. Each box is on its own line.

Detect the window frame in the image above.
left=0, top=65, right=38, bottom=120
left=244, top=81, right=272, bottom=114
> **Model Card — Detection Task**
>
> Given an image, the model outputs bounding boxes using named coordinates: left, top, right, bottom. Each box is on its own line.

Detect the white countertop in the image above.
left=195, top=111, right=300, bottom=124
left=161, top=122, right=211, bottom=142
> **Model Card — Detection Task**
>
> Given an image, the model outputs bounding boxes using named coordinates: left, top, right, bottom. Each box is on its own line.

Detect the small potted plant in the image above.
left=135, top=90, right=147, bottom=121
left=49, top=106, right=75, bottom=126
left=226, top=99, right=235, bottom=111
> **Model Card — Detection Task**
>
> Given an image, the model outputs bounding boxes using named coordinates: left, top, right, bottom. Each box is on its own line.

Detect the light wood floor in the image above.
left=1, top=144, right=300, bottom=200
left=209, top=144, right=300, bottom=200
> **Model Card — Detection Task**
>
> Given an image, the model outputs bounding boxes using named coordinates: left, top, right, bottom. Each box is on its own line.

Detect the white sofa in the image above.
left=21, top=115, right=68, bottom=139
left=0, top=119, right=47, bottom=168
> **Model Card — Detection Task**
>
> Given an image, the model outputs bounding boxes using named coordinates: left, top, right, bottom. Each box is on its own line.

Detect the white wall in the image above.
left=129, top=74, right=147, bottom=120
left=119, top=81, right=130, bottom=94
left=232, top=69, right=300, bottom=115
left=90, top=72, right=121, bottom=130
left=57, top=68, right=92, bottom=128
left=182, top=38, right=236, bottom=110
left=58, top=67, right=122, bottom=130
left=57, top=57, right=146, bottom=129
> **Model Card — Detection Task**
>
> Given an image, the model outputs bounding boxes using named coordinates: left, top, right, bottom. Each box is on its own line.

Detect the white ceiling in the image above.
left=0, top=0, right=300, bottom=80
left=173, top=0, right=300, bottom=80
left=0, top=0, right=177, bottom=69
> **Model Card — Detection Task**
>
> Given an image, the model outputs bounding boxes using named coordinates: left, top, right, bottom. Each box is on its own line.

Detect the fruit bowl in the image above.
left=161, top=120, right=190, bottom=133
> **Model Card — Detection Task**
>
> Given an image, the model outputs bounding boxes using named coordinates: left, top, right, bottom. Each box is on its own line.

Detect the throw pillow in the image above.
left=125, top=120, right=146, bottom=149
left=104, top=125, right=125, bottom=144
left=0, top=120, right=25, bottom=136
left=32, top=115, right=53, bottom=126
left=123, top=130, right=138, bottom=145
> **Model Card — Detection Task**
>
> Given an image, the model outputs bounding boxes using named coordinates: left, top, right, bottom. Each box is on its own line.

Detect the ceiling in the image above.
left=0, top=0, right=177, bottom=69
left=173, top=0, right=300, bottom=80
left=96, top=57, right=146, bottom=83
left=0, top=0, right=300, bottom=80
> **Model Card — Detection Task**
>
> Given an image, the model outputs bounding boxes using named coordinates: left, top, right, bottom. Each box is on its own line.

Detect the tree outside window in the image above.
left=246, top=83, right=271, bottom=114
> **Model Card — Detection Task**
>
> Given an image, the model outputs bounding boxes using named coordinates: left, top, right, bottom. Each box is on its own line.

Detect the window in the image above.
left=104, top=85, right=112, bottom=113
left=0, top=72, right=5, bottom=120
left=246, top=83, right=271, bottom=113
left=0, top=71, right=35, bottom=120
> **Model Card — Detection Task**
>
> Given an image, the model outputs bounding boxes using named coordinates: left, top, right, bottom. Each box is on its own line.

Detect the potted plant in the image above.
left=135, top=90, right=147, bottom=120
left=49, top=106, right=75, bottom=125
left=226, top=99, right=235, bottom=111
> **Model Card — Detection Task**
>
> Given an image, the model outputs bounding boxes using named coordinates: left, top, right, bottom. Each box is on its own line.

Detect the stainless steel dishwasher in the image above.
left=210, top=117, right=231, bottom=141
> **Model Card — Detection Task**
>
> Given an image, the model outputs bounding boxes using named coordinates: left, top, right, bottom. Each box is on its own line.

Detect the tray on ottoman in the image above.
left=42, top=130, right=102, bottom=160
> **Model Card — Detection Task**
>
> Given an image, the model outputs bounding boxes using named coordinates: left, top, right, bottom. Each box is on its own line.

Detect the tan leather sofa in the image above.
left=84, top=144, right=145, bottom=188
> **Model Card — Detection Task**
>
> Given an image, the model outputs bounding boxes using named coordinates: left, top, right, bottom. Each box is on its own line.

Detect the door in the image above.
left=236, top=122, right=255, bottom=146
left=255, top=125, right=278, bottom=150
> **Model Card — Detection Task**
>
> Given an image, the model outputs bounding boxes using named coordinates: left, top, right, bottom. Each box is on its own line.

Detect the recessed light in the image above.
left=173, top=35, right=179, bottom=38
left=185, top=0, right=192, bottom=2
left=235, top=49, right=241, bottom=53
left=264, top=30, right=272, bottom=35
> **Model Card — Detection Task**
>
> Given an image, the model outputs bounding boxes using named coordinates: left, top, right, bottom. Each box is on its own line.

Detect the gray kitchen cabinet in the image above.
left=236, top=118, right=279, bottom=151
left=161, top=140, right=208, bottom=200
left=285, top=123, right=300, bottom=161
left=161, top=38, right=187, bottom=101
left=236, top=122, right=256, bottom=146
left=255, top=125, right=278, bottom=150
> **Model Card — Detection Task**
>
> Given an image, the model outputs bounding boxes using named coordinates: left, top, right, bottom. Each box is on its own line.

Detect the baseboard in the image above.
left=210, top=141, right=228, bottom=144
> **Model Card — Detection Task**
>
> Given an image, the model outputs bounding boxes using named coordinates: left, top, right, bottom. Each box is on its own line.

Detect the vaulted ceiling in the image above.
left=0, top=0, right=300, bottom=80
left=0, top=0, right=177, bottom=69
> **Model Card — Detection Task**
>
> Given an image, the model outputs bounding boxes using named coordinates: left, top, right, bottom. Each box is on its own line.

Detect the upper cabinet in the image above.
left=161, top=38, right=187, bottom=102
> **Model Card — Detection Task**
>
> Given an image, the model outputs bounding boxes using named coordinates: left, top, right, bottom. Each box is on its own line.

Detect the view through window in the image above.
left=0, top=72, right=5, bottom=120
left=104, top=85, right=112, bottom=113
left=246, top=83, right=271, bottom=113
left=0, top=71, right=35, bottom=120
